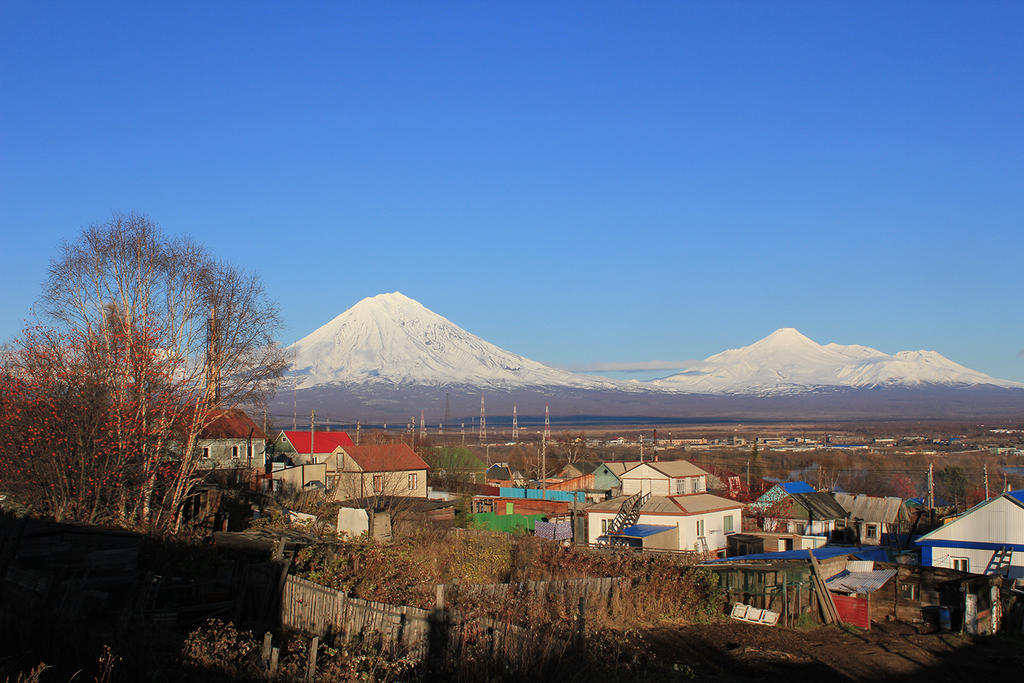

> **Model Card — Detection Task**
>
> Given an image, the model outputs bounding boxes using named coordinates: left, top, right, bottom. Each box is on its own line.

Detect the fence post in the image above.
left=307, top=636, right=319, bottom=682
left=269, top=647, right=279, bottom=676
left=435, top=584, right=445, bottom=610
left=575, top=595, right=586, bottom=645
left=262, top=632, right=273, bottom=665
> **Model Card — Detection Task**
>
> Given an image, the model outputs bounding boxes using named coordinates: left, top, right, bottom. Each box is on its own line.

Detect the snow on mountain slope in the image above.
left=287, top=292, right=628, bottom=391
left=653, top=328, right=1023, bottom=394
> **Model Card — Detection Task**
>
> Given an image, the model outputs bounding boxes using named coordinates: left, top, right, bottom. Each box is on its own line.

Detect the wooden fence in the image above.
left=280, top=575, right=575, bottom=667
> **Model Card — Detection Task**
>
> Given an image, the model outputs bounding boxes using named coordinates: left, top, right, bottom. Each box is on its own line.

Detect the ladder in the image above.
left=696, top=536, right=710, bottom=559
left=984, top=546, right=1013, bottom=576
left=600, top=491, right=650, bottom=544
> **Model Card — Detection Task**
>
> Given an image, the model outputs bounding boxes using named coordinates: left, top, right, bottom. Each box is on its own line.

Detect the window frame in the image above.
left=951, top=557, right=969, bottom=572
left=373, top=474, right=384, bottom=493
left=408, top=472, right=417, bottom=490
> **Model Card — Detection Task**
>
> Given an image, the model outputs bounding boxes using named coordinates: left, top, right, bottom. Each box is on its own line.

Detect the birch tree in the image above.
left=19, top=212, right=287, bottom=528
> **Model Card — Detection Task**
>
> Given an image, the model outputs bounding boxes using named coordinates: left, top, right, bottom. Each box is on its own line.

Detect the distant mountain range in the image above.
left=277, top=292, right=1024, bottom=421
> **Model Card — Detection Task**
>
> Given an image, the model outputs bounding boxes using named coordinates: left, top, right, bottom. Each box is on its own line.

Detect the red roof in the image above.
left=200, top=409, right=267, bottom=440
left=341, top=444, right=429, bottom=472
left=282, top=430, right=354, bottom=453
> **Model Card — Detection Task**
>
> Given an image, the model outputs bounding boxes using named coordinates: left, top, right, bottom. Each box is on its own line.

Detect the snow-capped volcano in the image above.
left=653, top=327, right=1023, bottom=395
left=287, top=292, right=625, bottom=391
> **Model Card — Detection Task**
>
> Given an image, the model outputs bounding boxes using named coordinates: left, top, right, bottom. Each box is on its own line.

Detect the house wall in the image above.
left=331, top=469, right=427, bottom=500
left=920, top=496, right=1024, bottom=579
left=197, top=438, right=261, bottom=470
left=272, top=463, right=328, bottom=491
left=642, top=527, right=680, bottom=550
left=586, top=508, right=740, bottom=552
left=620, top=464, right=707, bottom=497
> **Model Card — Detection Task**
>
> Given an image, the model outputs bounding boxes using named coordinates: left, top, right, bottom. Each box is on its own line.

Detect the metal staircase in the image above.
left=984, top=546, right=1013, bottom=576
left=599, top=491, right=650, bottom=544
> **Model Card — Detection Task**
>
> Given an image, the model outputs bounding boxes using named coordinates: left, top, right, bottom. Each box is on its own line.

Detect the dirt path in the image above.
left=638, top=620, right=1023, bottom=682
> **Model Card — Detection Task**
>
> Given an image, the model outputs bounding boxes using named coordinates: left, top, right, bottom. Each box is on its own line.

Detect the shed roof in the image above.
left=789, top=492, right=848, bottom=520
left=834, top=493, right=905, bottom=523
left=826, top=568, right=897, bottom=594
left=620, top=524, right=676, bottom=538
left=779, top=481, right=816, bottom=494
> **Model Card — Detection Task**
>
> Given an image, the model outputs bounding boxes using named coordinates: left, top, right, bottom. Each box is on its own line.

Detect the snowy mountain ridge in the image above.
left=287, top=294, right=1023, bottom=396
left=287, top=292, right=631, bottom=391
left=652, top=327, right=1023, bottom=394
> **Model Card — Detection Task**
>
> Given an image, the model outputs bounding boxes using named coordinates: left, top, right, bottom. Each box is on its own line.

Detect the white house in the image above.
left=916, top=490, right=1024, bottom=579
left=196, top=408, right=267, bottom=470
left=585, top=460, right=743, bottom=555
left=619, top=461, right=709, bottom=496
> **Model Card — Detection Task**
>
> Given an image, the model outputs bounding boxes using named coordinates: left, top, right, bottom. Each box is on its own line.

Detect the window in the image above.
left=601, top=519, right=610, bottom=533
left=202, top=447, right=210, bottom=459
left=952, top=557, right=969, bottom=572
left=696, top=519, right=705, bottom=537
left=373, top=475, right=383, bottom=493
left=865, top=524, right=878, bottom=539
left=899, top=582, right=920, bottom=601
left=408, top=473, right=418, bottom=490
left=724, top=515, right=734, bottom=532
left=795, top=523, right=806, bottom=536
left=247, top=445, right=253, bottom=460
left=231, top=446, right=239, bottom=459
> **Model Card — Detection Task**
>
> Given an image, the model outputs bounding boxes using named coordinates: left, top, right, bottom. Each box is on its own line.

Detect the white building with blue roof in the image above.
left=916, top=490, right=1024, bottom=579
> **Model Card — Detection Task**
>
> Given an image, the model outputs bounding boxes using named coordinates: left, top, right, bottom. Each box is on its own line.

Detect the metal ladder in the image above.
left=984, top=546, right=1013, bottom=575
left=696, top=536, right=710, bottom=559
left=600, top=491, right=650, bottom=543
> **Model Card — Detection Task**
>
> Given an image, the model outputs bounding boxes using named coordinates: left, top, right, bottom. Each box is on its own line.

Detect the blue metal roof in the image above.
left=619, top=524, right=676, bottom=538
left=1006, top=490, right=1024, bottom=505
left=703, top=545, right=884, bottom=563
left=779, top=481, right=816, bottom=494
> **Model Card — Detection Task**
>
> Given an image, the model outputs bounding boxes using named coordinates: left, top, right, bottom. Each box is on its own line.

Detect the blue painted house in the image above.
left=916, top=490, right=1024, bottom=578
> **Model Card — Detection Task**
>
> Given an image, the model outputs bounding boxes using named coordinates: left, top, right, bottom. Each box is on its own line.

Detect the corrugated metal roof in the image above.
left=586, top=494, right=742, bottom=515
left=620, top=524, right=676, bottom=538
left=672, top=493, right=744, bottom=513
left=826, top=568, right=897, bottom=594
left=780, top=481, right=816, bottom=494
left=834, top=493, right=905, bottom=523
left=1006, top=490, right=1024, bottom=506
left=789, top=492, right=848, bottom=520
left=704, top=546, right=860, bottom=563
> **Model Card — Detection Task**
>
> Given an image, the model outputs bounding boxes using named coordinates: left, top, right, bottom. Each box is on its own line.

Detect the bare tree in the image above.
left=30, top=213, right=287, bottom=529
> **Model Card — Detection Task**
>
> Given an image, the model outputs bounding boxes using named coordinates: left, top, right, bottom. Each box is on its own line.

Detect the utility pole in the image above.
left=746, top=459, right=750, bottom=490
left=512, top=403, right=518, bottom=442
left=544, top=403, right=551, bottom=443
left=479, top=395, right=487, bottom=445
left=309, top=409, right=315, bottom=459
left=420, top=409, right=425, bottom=443
left=984, top=464, right=990, bottom=499
left=461, top=423, right=465, bottom=446
left=639, top=434, right=644, bottom=462
left=292, top=385, right=297, bottom=430
left=541, top=431, right=546, bottom=483
left=927, top=463, right=935, bottom=509
left=356, top=421, right=361, bottom=445
left=263, top=407, right=268, bottom=437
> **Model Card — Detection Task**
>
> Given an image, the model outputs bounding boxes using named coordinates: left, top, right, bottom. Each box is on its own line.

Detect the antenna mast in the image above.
left=420, top=409, right=426, bottom=442
left=512, top=403, right=519, bottom=441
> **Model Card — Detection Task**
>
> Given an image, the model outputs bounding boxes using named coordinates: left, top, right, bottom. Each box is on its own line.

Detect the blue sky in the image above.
left=2, top=2, right=1023, bottom=380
